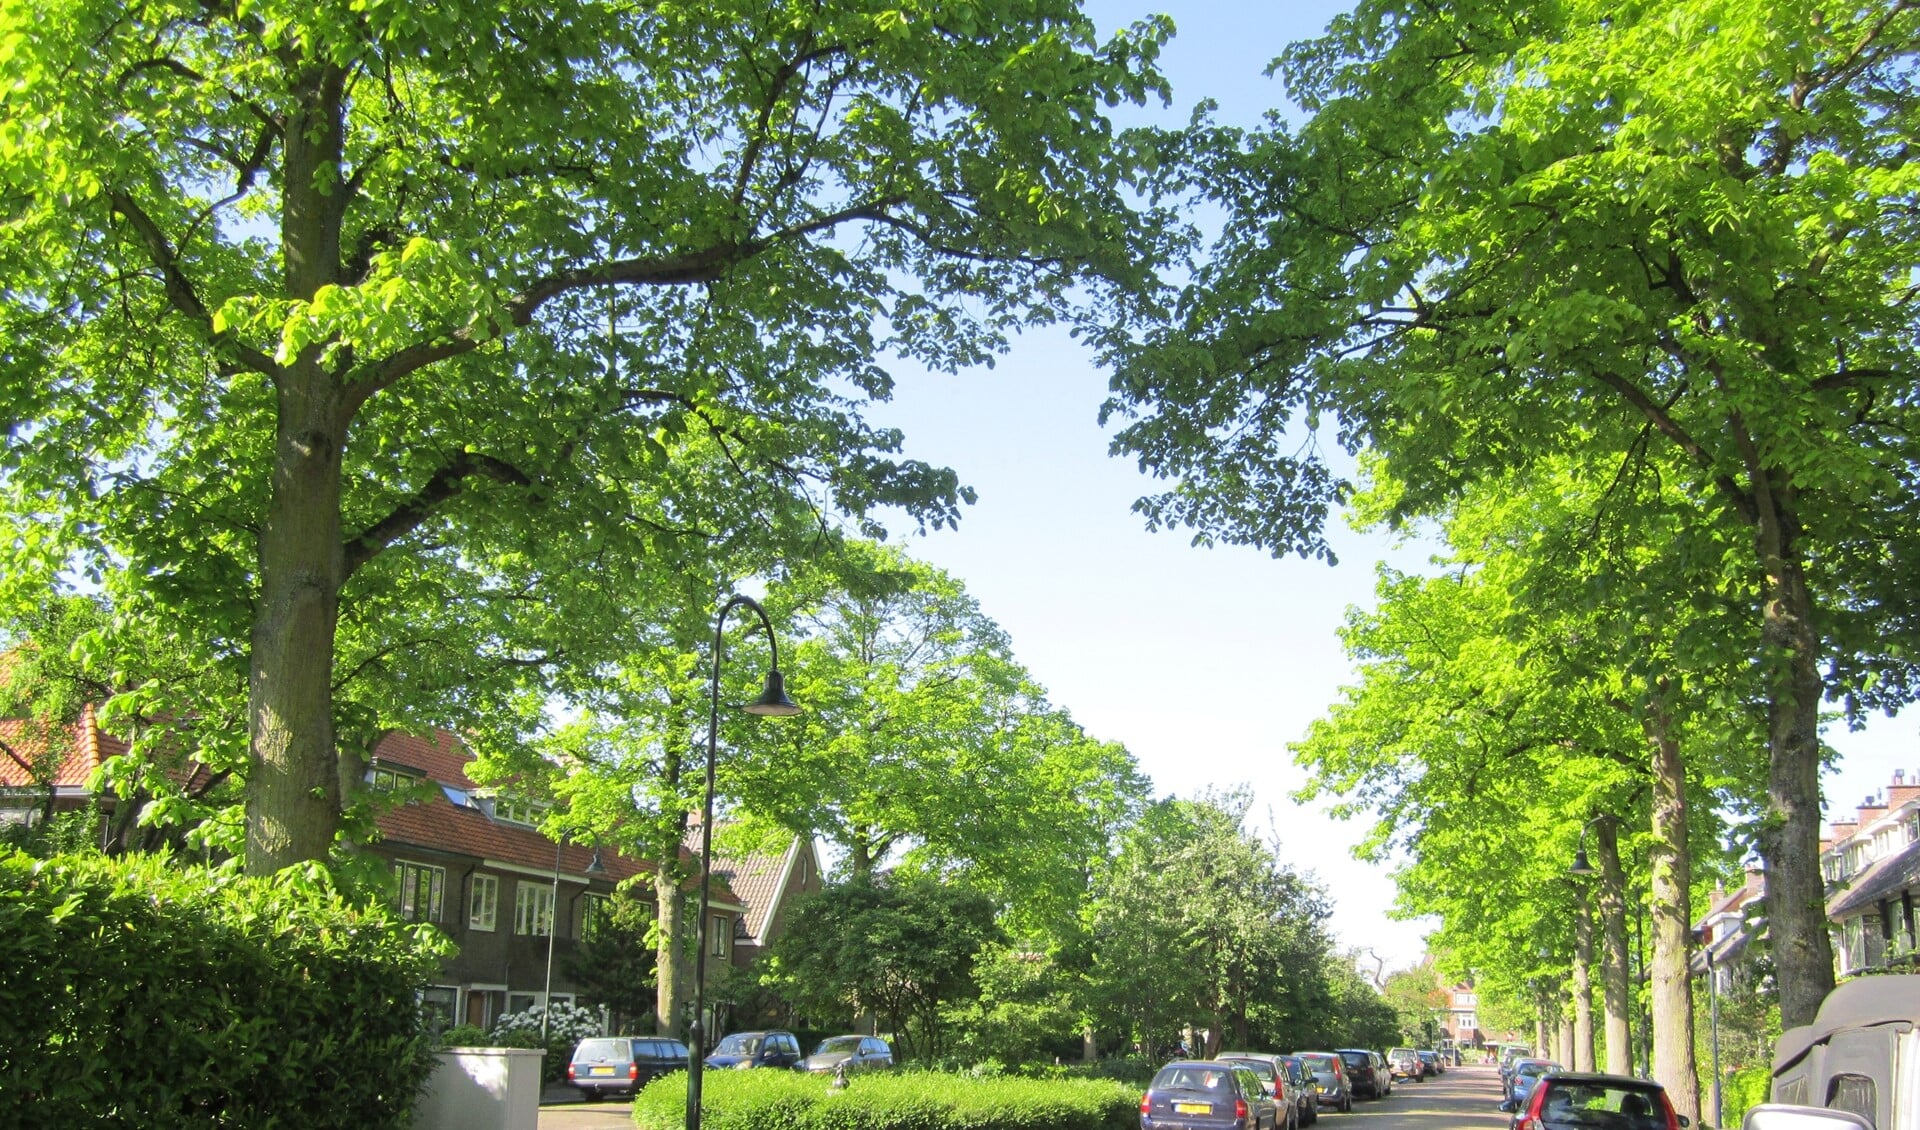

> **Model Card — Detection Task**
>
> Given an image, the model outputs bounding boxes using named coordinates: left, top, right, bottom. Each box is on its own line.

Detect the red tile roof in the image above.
left=0, top=705, right=125, bottom=788
left=369, top=730, right=740, bottom=905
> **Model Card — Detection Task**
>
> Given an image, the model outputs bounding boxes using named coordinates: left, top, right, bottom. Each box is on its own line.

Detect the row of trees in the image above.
left=1084, top=1, right=1920, bottom=1121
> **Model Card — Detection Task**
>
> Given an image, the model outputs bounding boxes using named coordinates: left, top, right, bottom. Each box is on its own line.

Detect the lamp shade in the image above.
left=1569, top=847, right=1597, bottom=877
left=743, top=669, right=801, bottom=716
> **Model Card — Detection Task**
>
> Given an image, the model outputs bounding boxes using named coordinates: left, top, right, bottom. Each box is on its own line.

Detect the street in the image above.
left=532, top=1063, right=1517, bottom=1130
left=1334, top=1063, right=1509, bottom=1130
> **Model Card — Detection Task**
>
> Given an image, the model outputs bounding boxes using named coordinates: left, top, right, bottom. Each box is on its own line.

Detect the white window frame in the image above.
left=515, top=880, right=555, bottom=937
left=583, top=892, right=611, bottom=939
left=469, top=873, right=499, bottom=932
left=492, top=795, right=548, bottom=827
left=394, top=860, right=445, bottom=923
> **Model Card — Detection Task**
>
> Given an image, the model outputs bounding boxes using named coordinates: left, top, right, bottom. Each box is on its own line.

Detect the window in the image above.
left=1458, top=1013, right=1477, bottom=1031
left=583, top=893, right=612, bottom=939
left=515, top=881, right=555, bottom=937
left=1457, top=991, right=1477, bottom=1007
left=419, top=985, right=458, bottom=1034
left=469, top=874, right=498, bottom=932
left=492, top=795, right=548, bottom=827
left=368, top=765, right=415, bottom=792
left=394, top=861, right=445, bottom=922
left=709, top=913, right=730, bottom=958
left=1827, top=1073, right=1876, bottom=1121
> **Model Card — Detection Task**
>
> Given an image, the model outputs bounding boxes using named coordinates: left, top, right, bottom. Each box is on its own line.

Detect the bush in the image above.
left=631, top=1068, right=1140, bottom=1130
left=438, top=1024, right=491, bottom=1047
left=0, top=848, right=452, bottom=1129
left=1720, top=1063, right=1773, bottom=1128
left=490, top=1002, right=602, bottom=1084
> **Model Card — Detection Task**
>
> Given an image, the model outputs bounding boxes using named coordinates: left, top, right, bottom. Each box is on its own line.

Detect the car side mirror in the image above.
left=1741, top=1106, right=1873, bottom=1130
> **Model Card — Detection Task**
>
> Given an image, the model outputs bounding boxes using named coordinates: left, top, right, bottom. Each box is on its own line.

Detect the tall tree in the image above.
left=0, top=0, right=1177, bottom=874
left=1104, top=0, right=1920, bottom=1025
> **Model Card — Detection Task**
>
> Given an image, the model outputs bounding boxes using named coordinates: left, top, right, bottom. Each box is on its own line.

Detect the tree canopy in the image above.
left=0, top=0, right=1179, bottom=873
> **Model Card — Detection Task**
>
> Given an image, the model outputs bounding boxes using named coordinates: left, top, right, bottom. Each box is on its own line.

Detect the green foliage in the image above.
left=767, top=877, right=1002, bottom=1062
left=1720, top=1063, right=1772, bottom=1128
left=437, top=1024, right=490, bottom=1047
left=0, top=848, right=451, bottom=1129
left=561, top=889, right=658, bottom=1030
left=0, top=0, right=1180, bottom=871
left=943, top=943, right=1090, bottom=1068
left=632, top=1068, right=1140, bottom=1130
left=1085, top=790, right=1337, bottom=1055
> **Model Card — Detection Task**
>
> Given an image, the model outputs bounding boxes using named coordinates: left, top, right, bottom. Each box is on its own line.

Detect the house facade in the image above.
left=0, top=710, right=816, bottom=1037
left=1818, top=771, right=1920, bottom=976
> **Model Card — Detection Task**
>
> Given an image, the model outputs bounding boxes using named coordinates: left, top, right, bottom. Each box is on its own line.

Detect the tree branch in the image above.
left=108, top=190, right=280, bottom=377
left=342, top=451, right=534, bottom=575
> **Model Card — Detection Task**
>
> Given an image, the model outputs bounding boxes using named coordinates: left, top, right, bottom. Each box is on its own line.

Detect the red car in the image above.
left=1504, top=1072, right=1686, bottom=1130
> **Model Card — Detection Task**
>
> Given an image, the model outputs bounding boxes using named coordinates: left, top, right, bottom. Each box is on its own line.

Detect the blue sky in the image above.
left=866, top=0, right=1914, bottom=975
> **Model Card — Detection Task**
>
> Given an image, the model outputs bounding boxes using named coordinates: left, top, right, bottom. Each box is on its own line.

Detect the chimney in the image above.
left=1890, top=769, right=1920, bottom=810
left=1858, top=792, right=1890, bottom=829
left=1830, top=819, right=1859, bottom=844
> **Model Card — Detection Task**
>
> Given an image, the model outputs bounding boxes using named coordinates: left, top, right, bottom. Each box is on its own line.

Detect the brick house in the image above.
left=0, top=710, right=817, bottom=1036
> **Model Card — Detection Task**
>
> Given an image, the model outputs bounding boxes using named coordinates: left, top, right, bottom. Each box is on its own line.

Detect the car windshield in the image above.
left=712, top=1034, right=761, bottom=1056
left=815, top=1037, right=862, bottom=1054
left=1534, top=1081, right=1668, bottom=1129
left=1153, top=1066, right=1234, bottom=1092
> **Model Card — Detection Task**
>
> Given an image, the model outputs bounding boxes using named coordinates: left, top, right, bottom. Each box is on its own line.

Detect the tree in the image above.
left=740, top=543, right=1149, bottom=933
left=1104, top=0, right=1920, bottom=1026
left=767, top=876, right=1000, bottom=1062
left=0, top=0, right=1178, bottom=874
left=561, top=889, right=658, bottom=1034
left=1380, top=967, right=1447, bottom=1046
left=1085, top=791, right=1335, bottom=1056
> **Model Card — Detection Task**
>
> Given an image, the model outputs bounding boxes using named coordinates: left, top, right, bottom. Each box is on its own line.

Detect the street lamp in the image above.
left=1569, top=813, right=1618, bottom=876
left=687, top=593, right=799, bottom=1130
left=542, top=840, right=606, bottom=1044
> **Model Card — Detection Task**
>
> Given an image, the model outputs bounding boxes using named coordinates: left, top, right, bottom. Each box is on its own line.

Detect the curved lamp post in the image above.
left=687, top=593, right=799, bottom=1130
left=1568, top=813, right=1619, bottom=877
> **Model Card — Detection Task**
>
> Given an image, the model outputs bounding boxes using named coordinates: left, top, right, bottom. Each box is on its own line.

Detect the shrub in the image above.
left=438, top=1024, right=491, bottom=1047
left=0, top=849, right=451, bottom=1129
left=631, top=1068, right=1140, bottom=1130
left=490, top=1001, right=602, bottom=1084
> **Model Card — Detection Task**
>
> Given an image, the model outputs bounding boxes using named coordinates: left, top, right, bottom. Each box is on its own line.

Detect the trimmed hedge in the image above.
left=0, top=849, right=452, bottom=1129
left=630, top=1068, right=1141, bottom=1130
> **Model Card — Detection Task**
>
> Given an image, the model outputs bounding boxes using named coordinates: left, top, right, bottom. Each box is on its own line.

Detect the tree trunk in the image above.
left=654, top=870, right=688, bottom=1038
left=1557, top=1015, right=1575, bottom=1068
left=1646, top=705, right=1702, bottom=1121
left=1573, top=890, right=1596, bottom=1072
left=1596, top=818, right=1633, bottom=1075
left=245, top=60, right=349, bottom=875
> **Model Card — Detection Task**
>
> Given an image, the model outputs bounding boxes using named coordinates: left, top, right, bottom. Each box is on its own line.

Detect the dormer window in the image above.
left=491, top=795, right=549, bottom=827
left=368, top=764, right=416, bottom=792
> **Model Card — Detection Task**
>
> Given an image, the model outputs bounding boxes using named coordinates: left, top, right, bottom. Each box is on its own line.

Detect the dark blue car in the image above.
left=1142, top=1060, right=1279, bottom=1130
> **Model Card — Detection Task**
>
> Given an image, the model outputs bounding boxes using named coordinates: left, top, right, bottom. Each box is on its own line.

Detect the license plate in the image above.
left=589, top=1066, right=614, bottom=1076
left=1174, top=1102, right=1211, bottom=1114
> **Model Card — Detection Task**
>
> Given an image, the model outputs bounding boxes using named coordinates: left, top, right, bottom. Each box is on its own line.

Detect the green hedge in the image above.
left=0, top=849, right=452, bottom=1129
left=631, top=1069, right=1141, bottom=1130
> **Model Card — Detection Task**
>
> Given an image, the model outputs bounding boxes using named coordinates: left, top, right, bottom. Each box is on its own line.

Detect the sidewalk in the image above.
left=537, top=1081, right=633, bottom=1130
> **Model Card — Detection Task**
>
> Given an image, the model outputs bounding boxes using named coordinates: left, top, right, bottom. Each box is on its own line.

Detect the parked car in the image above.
left=1336, top=1049, right=1390, bottom=1099
left=799, top=1034, right=893, bottom=1074
left=1426, top=1048, right=1446, bottom=1073
left=1387, top=1048, right=1422, bottom=1081
left=1276, top=1055, right=1320, bottom=1126
left=1416, top=1049, right=1440, bottom=1079
left=1506, top=1059, right=1564, bottom=1112
left=1294, top=1051, right=1353, bottom=1113
left=1500, top=1071, right=1687, bottom=1130
left=1217, top=1053, right=1300, bottom=1129
left=566, top=1036, right=690, bottom=1099
left=1499, top=1046, right=1533, bottom=1090
left=703, top=1029, right=804, bottom=1069
left=1747, top=972, right=1920, bottom=1129
left=1141, top=1060, right=1280, bottom=1130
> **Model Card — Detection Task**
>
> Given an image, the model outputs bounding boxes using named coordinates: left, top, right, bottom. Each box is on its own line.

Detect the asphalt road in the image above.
left=537, top=1095, right=636, bottom=1130
left=1333, top=1063, right=1511, bottom=1130
left=533, top=1063, right=1519, bottom=1130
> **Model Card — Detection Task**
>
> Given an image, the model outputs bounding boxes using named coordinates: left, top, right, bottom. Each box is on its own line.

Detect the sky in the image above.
left=860, top=0, right=1918, bottom=976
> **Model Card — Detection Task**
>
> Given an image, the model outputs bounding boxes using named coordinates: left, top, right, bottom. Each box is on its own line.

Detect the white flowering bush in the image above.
left=490, top=1003, right=603, bottom=1083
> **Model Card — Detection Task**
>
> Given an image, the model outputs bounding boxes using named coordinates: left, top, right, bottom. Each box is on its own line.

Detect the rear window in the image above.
left=1535, top=1080, right=1668, bottom=1129
left=1153, top=1065, right=1235, bottom=1092
left=1224, top=1059, right=1276, bottom=1081
left=572, top=1039, right=630, bottom=1062
left=1339, top=1051, right=1369, bottom=1068
left=1300, top=1053, right=1336, bottom=1070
